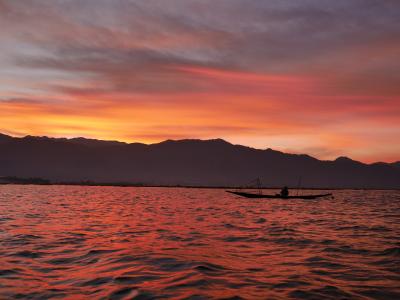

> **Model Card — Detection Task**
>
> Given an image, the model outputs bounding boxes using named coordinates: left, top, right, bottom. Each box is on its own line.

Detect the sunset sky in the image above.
left=1, top=0, right=399, bottom=162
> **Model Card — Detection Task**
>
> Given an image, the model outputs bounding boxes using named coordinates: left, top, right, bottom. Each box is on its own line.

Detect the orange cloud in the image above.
left=1, top=1, right=399, bottom=162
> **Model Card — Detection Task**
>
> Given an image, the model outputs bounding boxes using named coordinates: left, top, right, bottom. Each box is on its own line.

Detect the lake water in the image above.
left=0, top=186, right=399, bottom=299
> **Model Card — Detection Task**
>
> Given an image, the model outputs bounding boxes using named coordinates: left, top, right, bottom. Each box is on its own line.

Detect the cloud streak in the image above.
left=0, top=0, right=399, bottom=162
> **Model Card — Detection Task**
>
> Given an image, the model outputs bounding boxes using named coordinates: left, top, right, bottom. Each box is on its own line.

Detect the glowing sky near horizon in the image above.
left=1, top=0, right=399, bottom=162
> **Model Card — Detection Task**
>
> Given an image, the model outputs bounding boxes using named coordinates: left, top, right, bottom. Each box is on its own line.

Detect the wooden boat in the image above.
left=226, top=190, right=332, bottom=199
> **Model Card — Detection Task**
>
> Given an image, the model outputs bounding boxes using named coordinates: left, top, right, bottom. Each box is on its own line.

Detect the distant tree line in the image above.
left=0, top=176, right=51, bottom=185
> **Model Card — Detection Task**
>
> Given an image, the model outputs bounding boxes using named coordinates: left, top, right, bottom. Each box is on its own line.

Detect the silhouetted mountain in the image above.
left=0, top=133, right=13, bottom=144
left=391, top=161, right=400, bottom=169
left=0, top=133, right=399, bottom=188
left=69, top=137, right=125, bottom=147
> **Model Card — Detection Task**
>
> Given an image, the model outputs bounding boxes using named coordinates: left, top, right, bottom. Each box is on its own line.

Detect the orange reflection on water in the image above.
left=0, top=185, right=399, bottom=299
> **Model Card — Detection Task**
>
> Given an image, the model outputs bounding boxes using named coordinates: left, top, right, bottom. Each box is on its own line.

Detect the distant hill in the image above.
left=0, top=133, right=399, bottom=188
left=391, top=161, right=400, bottom=169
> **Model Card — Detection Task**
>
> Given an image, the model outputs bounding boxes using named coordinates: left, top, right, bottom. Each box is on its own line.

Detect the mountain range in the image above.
left=0, top=133, right=399, bottom=188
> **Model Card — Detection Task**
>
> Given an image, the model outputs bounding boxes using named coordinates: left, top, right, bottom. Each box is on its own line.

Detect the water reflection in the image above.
left=0, top=186, right=399, bottom=299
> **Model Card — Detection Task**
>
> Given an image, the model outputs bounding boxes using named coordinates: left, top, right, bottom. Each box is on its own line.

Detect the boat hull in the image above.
left=226, top=190, right=332, bottom=199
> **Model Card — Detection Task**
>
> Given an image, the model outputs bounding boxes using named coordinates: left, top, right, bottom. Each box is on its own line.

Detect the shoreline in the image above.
left=0, top=182, right=399, bottom=191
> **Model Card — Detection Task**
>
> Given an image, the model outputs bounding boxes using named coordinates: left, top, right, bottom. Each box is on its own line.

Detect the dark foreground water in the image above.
left=0, top=186, right=399, bottom=299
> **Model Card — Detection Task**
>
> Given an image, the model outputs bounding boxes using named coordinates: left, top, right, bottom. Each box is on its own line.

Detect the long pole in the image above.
left=257, top=177, right=262, bottom=195
left=296, top=176, right=302, bottom=196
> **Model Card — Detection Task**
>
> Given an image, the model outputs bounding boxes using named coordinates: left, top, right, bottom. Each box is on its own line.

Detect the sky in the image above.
left=1, top=0, right=399, bottom=163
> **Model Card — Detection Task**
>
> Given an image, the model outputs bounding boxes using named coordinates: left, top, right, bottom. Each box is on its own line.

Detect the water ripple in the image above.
left=0, top=186, right=399, bottom=299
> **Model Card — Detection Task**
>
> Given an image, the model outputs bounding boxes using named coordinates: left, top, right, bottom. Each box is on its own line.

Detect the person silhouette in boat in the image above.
left=280, top=186, right=289, bottom=198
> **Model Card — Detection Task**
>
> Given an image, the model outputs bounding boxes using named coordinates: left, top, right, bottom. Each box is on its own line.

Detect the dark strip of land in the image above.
left=1, top=176, right=398, bottom=190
